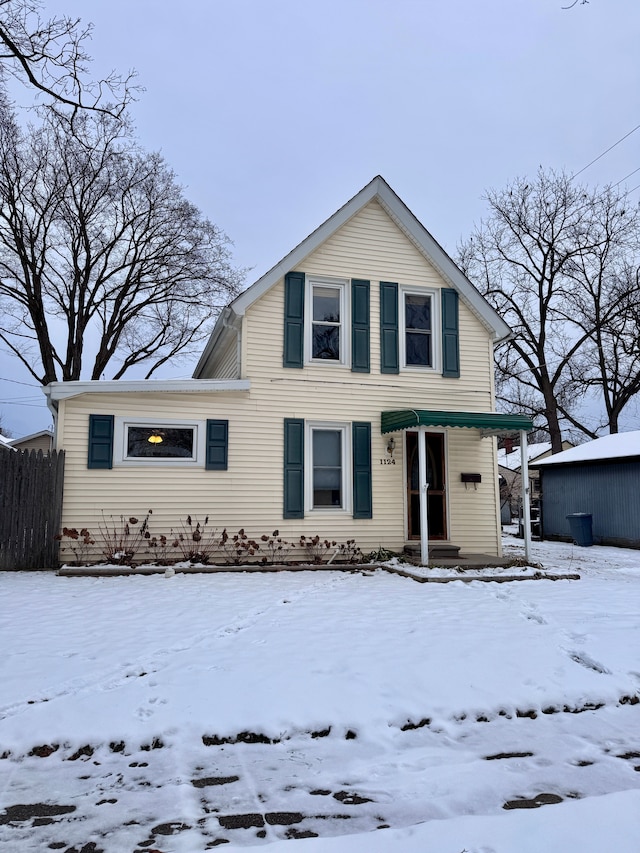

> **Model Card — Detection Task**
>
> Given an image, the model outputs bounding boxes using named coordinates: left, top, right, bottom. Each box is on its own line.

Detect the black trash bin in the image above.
left=566, top=513, right=593, bottom=547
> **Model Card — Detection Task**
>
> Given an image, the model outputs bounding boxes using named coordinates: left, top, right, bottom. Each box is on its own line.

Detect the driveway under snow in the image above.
left=1, top=536, right=639, bottom=852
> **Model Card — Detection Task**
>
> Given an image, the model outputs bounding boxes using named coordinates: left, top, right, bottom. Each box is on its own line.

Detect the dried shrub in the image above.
left=171, top=515, right=218, bottom=563
left=97, top=510, right=152, bottom=565
left=218, top=528, right=261, bottom=565
left=299, top=536, right=363, bottom=565
left=260, top=530, right=294, bottom=565
left=333, top=539, right=364, bottom=564
left=299, top=535, right=334, bottom=564
left=55, top=527, right=96, bottom=565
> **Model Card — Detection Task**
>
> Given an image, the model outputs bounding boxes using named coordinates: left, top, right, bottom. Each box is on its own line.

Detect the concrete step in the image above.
left=404, top=543, right=461, bottom=559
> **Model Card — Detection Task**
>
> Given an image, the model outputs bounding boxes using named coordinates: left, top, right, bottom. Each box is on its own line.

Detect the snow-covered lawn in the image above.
left=1, top=536, right=639, bottom=852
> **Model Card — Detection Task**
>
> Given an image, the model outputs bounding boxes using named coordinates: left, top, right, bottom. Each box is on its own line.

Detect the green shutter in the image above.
left=351, top=279, right=370, bottom=373
left=283, top=271, right=305, bottom=368
left=283, top=418, right=304, bottom=518
left=380, top=281, right=399, bottom=374
left=441, top=288, right=460, bottom=377
left=206, top=419, right=228, bottom=470
left=352, top=421, right=372, bottom=519
left=88, top=414, right=114, bottom=469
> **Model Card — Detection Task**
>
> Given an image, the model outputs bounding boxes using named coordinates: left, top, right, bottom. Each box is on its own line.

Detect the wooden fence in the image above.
left=0, top=449, right=65, bottom=570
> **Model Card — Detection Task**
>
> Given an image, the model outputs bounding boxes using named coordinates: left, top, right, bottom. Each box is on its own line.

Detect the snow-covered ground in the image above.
left=1, top=535, right=639, bottom=852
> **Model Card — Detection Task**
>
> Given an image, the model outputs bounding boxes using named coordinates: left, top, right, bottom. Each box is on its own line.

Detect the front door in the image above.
left=406, top=431, right=447, bottom=540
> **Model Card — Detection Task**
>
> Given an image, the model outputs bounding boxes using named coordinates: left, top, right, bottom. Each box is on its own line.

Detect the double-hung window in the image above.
left=307, top=278, right=348, bottom=365
left=400, top=287, right=438, bottom=370
left=306, top=422, right=350, bottom=512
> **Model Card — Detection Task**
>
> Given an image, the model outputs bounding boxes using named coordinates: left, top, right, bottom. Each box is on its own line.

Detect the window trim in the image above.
left=113, top=417, right=206, bottom=467
left=304, top=276, right=350, bottom=367
left=304, top=421, right=351, bottom=514
left=399, top=286, right=440, bottom=371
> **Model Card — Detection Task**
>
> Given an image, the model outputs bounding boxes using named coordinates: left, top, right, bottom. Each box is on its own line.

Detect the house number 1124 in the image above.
left=379, top=458, right=396, bottom=465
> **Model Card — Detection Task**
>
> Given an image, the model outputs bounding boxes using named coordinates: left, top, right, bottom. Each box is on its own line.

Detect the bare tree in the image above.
left=0, top=412, right=12, bottom=437
left=459, top=169, right=639, bottom=451
left=571, top=258, right=640, bottom=433
left=0, top=0, right=136, bottom=116
left=0, top=101, right=243, bottom=384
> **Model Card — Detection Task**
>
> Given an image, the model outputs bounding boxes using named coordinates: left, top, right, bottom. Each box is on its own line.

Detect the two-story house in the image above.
left=45, top=177, right=532, bottom=564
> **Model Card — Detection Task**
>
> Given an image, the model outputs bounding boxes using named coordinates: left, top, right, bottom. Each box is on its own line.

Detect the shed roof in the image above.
left=497, top=441, right=553, bottom=471
left=533, top=431, right=640, bottom=467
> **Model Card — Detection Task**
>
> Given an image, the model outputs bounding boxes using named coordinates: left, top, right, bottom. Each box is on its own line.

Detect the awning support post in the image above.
left=520, top=430, right=532, bottom=563
left=418, top=426, right=430, bottom=565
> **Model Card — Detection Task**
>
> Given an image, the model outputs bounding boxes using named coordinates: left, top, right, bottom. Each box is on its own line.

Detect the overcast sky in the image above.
left=1, top=0, right=639, bottom=436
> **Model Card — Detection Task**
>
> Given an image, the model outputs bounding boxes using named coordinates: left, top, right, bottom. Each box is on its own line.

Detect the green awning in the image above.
left=381, top=409, right=534, bottom=436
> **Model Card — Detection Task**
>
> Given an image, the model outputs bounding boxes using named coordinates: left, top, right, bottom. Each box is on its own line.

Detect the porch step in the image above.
left=404, top=543, right=461, bottom=559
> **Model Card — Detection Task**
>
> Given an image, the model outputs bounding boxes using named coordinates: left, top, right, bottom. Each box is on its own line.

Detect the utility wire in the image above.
left=613, top=166, right=640, bottom=187
left=572, top=122, right=640, bottom=180
left=0, top=376, right=40, bottom=387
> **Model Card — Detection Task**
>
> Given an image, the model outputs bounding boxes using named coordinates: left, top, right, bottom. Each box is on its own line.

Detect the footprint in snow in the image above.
left=566, top=650, right=610, bottom=674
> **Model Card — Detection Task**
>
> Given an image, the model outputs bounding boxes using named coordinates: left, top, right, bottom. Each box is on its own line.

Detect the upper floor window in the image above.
left=306, top=277, right=349, bottom=365
left=400, top=287, right=439, bottom=370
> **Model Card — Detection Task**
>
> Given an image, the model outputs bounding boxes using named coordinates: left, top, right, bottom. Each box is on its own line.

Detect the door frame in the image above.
left=404, top=428, right=449, bottom=546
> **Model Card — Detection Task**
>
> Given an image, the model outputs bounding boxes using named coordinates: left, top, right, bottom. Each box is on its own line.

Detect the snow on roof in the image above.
left=497, top=442, right=552, bottom=471
left=0, top=434, right=16, bottom=451
left=534, top=431, right=640, bottom=467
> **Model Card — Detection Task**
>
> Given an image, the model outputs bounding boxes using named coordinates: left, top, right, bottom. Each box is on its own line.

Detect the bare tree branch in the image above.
left=0, top=100, right=244, bottom=384
left=0, top=0, right=138, bottom=117
left=459, top=168, right=639, bottom=449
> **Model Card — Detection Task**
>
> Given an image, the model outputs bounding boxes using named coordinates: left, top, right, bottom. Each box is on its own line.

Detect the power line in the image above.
left=0, top=376, right=40, bottom=387
left=0, top=400, right=47, bottom=408
left=613, top=166, right=640, bottom=188
left=572, top=122, right=640, bottom=180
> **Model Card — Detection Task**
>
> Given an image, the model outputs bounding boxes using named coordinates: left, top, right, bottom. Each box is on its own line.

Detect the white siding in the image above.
left=206, top=332, right=239, bottom=379
left=58, top=201, right=502, bottom=562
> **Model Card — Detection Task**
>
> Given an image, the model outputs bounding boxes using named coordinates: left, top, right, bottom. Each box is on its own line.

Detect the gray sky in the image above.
left=2, top=0, right=639, bottom=436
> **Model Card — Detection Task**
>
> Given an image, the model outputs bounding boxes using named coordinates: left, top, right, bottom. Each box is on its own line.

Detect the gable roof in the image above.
left=0, top=434, right=16, bottom=452
left=8, top=429, right=53, bottom=447
left=533, top=431, right=640, bottom=467
left=194, top=176, right=511, bottom=378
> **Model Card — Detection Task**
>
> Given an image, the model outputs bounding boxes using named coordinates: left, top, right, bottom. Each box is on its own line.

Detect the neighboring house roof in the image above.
left=534, top=431, right=640, bottom=467
left=0, top=434, right=16, bottom=452
left=497, top=442, right=553, bottom=471
left=8, top=429, right=53, bottom=447
left=194, top=175, right=512, bottom=379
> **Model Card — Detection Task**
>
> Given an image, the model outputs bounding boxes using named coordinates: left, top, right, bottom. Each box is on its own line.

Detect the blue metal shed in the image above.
left=532, top=432, right=640, bottom=549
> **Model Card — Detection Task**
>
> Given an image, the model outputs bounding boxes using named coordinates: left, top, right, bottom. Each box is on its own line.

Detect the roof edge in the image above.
left=224, top=176, right=510, bottom=342
left=44, top=378, right=251, bottom=404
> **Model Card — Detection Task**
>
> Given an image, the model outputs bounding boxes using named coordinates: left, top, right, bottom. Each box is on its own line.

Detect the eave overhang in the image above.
left=44, top=378, right=250, bottom=409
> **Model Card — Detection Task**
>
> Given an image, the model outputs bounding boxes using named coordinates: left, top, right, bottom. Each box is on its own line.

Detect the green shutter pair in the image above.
left=87, top=415, right=228, bottom=470
left=380, top=283, right=460, bottom=377
left=283, top=419, right=372, bottom=519
left=283, top=272, right=370, bottom=372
